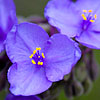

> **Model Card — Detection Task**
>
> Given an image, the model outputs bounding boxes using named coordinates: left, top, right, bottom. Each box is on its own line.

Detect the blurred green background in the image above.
left=0, top=0, right=100, bottom=100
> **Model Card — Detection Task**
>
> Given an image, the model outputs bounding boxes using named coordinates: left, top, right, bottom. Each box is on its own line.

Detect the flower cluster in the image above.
left=0, top=0, right=99, bottom=99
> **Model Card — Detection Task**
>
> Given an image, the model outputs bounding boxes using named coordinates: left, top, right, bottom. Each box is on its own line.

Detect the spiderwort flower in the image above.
left=0, top=0, right=17, bottom=52
left=44, top=0, right=100, bottom=49
left=6, top=22, right=81, bottom=95
left=5, top=93, right=40, bottom=100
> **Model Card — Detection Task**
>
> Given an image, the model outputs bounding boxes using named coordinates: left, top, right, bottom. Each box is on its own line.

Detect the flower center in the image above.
left=81, top=10, right=97, bottom=30
left=29, top=47, right=45, bottom=66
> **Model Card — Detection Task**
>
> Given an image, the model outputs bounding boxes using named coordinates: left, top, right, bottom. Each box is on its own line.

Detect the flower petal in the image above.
left=75, top=0, right=100, bottom=11
left=44, top=34, right=81, bottom=81
left=73, top=41, right=81, bottom=65
left=0, top=0, right=17, bottom=52
left=0, top=41, right=4, bottom=52
left=75, top=31, right=100, bottom=49
left=44, top=0, right=81, bottom=37
left=90, top=10, right=100, bottom=32
left=8, top=62, right=52, bottom=96
left=5, top=93, right=41, bottom=100
left=6, top=23, right=49, bottom=63
left=0, top=0, right=17, bottom=34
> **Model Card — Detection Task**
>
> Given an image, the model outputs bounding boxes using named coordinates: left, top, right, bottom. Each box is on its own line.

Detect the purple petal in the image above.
left=6, top=23, right=49, bottom=63
left=75, top=0, right=100, bottom=11
left=73, top=41, right=81, bottom=65
left=8, top=62, right=52, bottom=96
left=44, top=34, right=81, bottom=81
left=44, top=0, right=81, bottom=37
left=0, top=41, right=4, bottom=52
left=90, top=11, right=100, bottom=32
left=75, top=31, right=100, bottom=49
left=5, top=93, right=40, bottom=100
left=0, top=0, right=17, bottom=51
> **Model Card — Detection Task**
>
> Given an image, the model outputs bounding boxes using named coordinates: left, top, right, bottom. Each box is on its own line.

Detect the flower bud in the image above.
left=72, top=79, right=84, bottom=97
left=75, top=66, right=87, bottom=82
left=0, top=71, right=6, bottom=91
left=82, top=77, right=93, bottom=94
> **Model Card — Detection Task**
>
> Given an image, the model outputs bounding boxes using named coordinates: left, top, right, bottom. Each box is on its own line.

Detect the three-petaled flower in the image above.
left=44, top=0, right=100, bottom=49
left=6, top=22, right=81, bottom=95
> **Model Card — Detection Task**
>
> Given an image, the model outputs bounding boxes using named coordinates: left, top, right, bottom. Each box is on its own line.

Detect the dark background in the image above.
left=0, top=0, right=100, bottom=100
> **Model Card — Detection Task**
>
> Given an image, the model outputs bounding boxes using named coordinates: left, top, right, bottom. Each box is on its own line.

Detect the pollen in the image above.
left=88, top=10, right=92, bottom=13
left=38, top=56, right=40, bottom=58
left=33, top=50, right=36, bottom=54
left=32, top=60, right=36, bottom=64
left=82, top=14, right=87, bottom=20
left=36, top=47, right=41, bottom=51
left=38, top=61, right=43, bottom=65
left=29, top=54, right=33, bottom=58
left=42, top=53, right=45, bottom=58
left=29, top=47, right=45, bottom=66
left=90, top=20, right=95, bottom=22
left=82, top=9, right=97, bottom=23
left=83, top=10, right=87, bottom=13
left=94, top=14, right=97, bottom=19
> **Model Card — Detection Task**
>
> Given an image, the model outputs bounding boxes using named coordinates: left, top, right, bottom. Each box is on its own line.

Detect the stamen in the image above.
left=29, top=47, right=45, bottom=66
left=94, top=14, right=97, bottom=19
left=82, top=14, right=87, bottom=20
left=38, top=56, right=40, bottom=58
left=32, top=60, right=36, bottom=64
left=36, top=47, right=41, bottom=51
left=33, top=50, right=36, bottom=54
left=29, top=54, right=33, bottom=58
left=42, top=53, right=45, bottom=58
left=88, top=10, right=92, bottom=12
left=38, top=61, right=43, bottom=65
left=90, top=20, right=95, bottom=22
left=40, top=62, right=43, bottom=65
left=83, top=10, right=87, bottom=13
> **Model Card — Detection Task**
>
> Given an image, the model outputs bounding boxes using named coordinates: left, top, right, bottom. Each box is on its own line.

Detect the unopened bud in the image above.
left=88, top=60, right=99, bottom=81
left=64, top=74, right=70, bottom=81
left=39, top=23, right=50, bottom=33
left=75, top=66, right=87, bottom=82
left=17, top=16, right=27, bottom=24
left=0, top=71, right=6, bottom=91
left=64, top=82, right=73, bottom=100
left=72, top=79, right=84, bottom=97
left=82, top=77, right=92, bottom=94
left=27, top=15, right=46, bottom=23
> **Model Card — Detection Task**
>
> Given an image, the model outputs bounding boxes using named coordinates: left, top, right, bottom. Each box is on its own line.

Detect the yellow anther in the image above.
left=38, top=56, right=40, bottom=58
left=42, top=53, right=45, bottom=58
left=38, top=61, right=43, bottom=65
left=40, top=62, right=43, bottom=65
left=82, top=14, right=87, bottom=20
left=94, top=14, right=97, bottom=19
left=90, top=20, right=95, bottom=22
left=83, top=10, right=87, bottom=13
left=38, top=61, right=41, bottom=65
left=33, top=50, right=36, bottom=54
left=29, top=54, right=33, bottom=58
left=88, top=10, right=92, bottom=13
left=32, top=60, right=36, bottom=64
left=36, top=47, right=41, bottom=51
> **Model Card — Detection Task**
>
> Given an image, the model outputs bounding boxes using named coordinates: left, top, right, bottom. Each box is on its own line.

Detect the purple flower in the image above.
left=0, top=0, right=17, bottom=52
left=6, top=22, right=81, bottom=95
left=44, top=0, right=100, bottom=49
left=5, top=93, right=40, bottom=100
